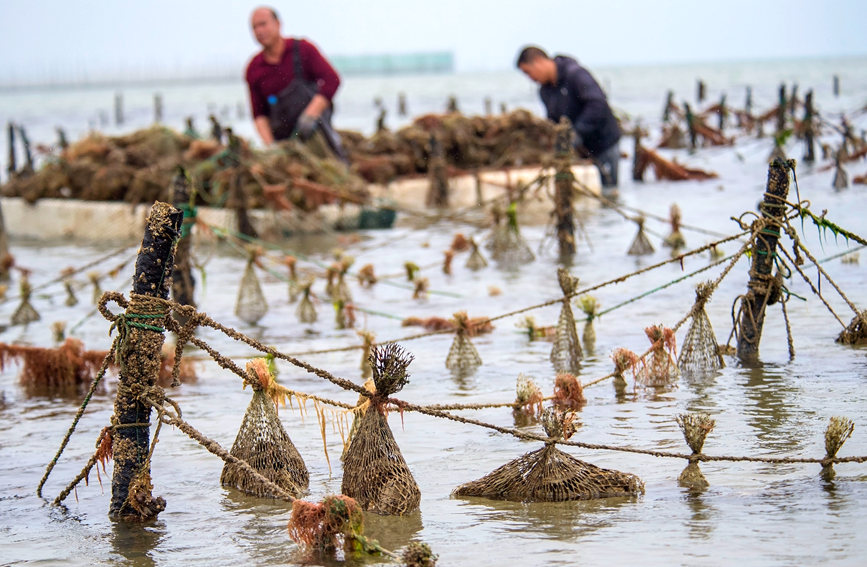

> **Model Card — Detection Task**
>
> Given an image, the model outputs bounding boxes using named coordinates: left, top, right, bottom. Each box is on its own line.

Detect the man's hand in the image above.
left=294, top=113, right=319, bottom=140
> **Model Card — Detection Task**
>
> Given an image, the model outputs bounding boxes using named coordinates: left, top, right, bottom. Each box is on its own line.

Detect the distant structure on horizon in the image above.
left=330, top=51, right=454, bottom=76
left=0, top=50, right=456, bottom=88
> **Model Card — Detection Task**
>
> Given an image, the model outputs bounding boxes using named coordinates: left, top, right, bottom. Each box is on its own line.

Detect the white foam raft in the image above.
left=1, top=164, right=601, bottom=243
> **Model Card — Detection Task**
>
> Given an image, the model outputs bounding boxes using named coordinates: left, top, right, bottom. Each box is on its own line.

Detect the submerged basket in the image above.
left=341, top=344, right=420, bottom=515
left=453, top=444, right=644, bottom=502
left=220, top=388, right=309, bottom=498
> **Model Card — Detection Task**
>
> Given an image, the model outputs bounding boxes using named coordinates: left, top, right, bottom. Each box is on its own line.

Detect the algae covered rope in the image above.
left=36, top=346, right=117, bottom=499
left=108, top=201, right=182, bottom=521
left=117, top=296, right=867, bottom=475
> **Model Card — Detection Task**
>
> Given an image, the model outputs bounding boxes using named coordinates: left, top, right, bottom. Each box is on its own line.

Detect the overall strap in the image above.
left=292, top=38, right=304, bottom=80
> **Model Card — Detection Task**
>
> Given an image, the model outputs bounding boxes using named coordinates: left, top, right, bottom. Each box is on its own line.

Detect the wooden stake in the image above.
left=554, top=119, right=576, bottom=261
left=426, top=133, right=449, bottom=208
left=736, top=159, right=792, bottom=362
left=803, top=90, right=816, bottom=164
left=114, top=92, right=124, bottom=126
left=154, top=93, right=163, bottom=123
left=110, top=202, right=183, bottom=520
left=169, top=167, right=196, bottom=317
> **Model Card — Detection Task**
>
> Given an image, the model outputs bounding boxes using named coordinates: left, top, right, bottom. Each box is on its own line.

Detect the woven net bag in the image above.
left=234, top=256, right=268, bottom=325
left=677, top=283, right=724, bottom=375
left=550, top=269, right=582, bottom=374
left=220, top=361, right=308, bottom=498
left=454, top=409, right=644, bottom=502
left=341, top=344, right=421, bottom=515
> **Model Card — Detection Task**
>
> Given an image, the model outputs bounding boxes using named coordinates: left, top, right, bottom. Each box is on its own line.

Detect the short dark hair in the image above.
left=516, top=46, right=549, bottom=68
left=268, top=7, right=280, bottom=22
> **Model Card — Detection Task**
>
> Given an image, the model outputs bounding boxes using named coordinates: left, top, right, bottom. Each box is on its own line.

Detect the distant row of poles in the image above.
left=694, top=74, right=843, bottom=105
left=108, top=91, right=509, bottom=131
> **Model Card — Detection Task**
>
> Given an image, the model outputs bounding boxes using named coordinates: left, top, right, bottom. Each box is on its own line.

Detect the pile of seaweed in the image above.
left=1, top=110, right=559, bottom=209
left=341, top=109, right=558, bottom=184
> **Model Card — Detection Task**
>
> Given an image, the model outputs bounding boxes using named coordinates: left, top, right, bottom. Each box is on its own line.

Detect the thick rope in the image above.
left=36, top=346, right=116, bottom=498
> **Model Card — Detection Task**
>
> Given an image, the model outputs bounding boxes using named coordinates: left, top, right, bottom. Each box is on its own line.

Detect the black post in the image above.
left=426, top=133, right=449, bottom=208
left=0, top=198, right=10, bottom=282
left=696, top=79, right=706, bottom=103
left=736, top=159, right=793, bottom=362
left=553, top=119, right=576, bottom=261
left=775, top=83, right=787, bottom=135
left=662, top=90, right=674, bottom=123
left=17, top=125, right=33, bottom=173
left=6, top=122, right=16, bottom=179
left=397, top=92, right=407, bottom=117
left=169, top=167, right=196, bottom=317
left=833, top=75, right=840, bottom=97
left=803, top=90, right=815, bottom=164
left=114, top=92, right=124, bottom=126
left=109, top=202, right=183, bottom=520
left=56, top=127, right=69, bottom=151
left=154, top=93, right=163, bottom=123
left=684, top=103, right=697, bottom=151
left=718, top=93, right=727, bottom=132
left=745, top=86, right=753, bottom=117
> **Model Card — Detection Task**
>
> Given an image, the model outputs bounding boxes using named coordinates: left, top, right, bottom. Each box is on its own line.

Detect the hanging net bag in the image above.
left=627, top=216, right=655, bottom=256
left=296, top=279, right=318, bottom=324
left=453, top=408, right=644, bottom=502
left=445, top=311, right=483, bottom=372
left=637, top=324, right=680, bottom=386
left=234, top=249, right=268, bottom=325
left=494, top=202, right=535, bottom=269
left=550, top=268, right=582, bottom=374
left=677, top=282, right=724, bottom=375
left=465, top=237, right=488, bottom=271
left=11, top=272, right=40, bottom=326
left=220, top=359, right=309, bottom=498
left=341, top=344, right=421, bottom=515
left=675, top=413, right=715, bottom=490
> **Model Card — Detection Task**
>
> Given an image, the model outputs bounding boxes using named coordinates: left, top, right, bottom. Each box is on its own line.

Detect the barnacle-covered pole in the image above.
left=736, top=159, right=792, bottom=362
left=109, top=202, right=182, bottom=521
left=553, top=117, right=576, bottom=261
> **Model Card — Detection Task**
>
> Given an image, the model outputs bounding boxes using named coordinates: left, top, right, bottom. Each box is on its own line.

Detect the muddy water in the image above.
left=2, top=60, right=867, bottom=566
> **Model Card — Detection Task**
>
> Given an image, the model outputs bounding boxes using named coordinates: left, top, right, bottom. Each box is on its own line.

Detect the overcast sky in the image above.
left=1, top=0, right=865, bottom=84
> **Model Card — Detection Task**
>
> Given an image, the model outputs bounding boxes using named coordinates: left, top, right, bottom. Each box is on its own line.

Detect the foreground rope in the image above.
left=37, top=347, right=116, bottom=498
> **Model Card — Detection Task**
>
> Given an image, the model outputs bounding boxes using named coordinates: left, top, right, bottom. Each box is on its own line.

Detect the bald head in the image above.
left=251, top=6, right=282, bottom=49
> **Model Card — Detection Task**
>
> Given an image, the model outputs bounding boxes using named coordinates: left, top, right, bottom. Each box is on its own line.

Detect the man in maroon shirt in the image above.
left=245, top=6, right=342, bottom=149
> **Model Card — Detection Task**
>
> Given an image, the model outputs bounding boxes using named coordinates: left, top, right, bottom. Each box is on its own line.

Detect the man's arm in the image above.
left=254, top=115, right=274, bottom=146
left=298, top=39, right=340, bottom=119
left=567, top=66, right=610, bottom=141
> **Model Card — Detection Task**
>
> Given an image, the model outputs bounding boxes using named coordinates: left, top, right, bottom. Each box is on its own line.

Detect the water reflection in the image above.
left=363, top=508, right=423, bottom=552
left=454, top=494, right=639, bottom=542
left=739, top=365, right=803, bottom=453
left=682, top=490, right=716, bottom=541
left=682, top=368, right=723, bottom=415
left=110, top=519, right=165, bottom=567
left=449, top=367, right=478, bottom=390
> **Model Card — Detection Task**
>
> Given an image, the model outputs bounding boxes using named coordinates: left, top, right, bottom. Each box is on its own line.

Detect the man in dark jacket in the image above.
left=517, top=46, right=621, bottom=190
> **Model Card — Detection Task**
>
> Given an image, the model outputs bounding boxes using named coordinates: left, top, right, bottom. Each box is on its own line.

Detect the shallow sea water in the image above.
left=1, top=58, right=867, bottom=566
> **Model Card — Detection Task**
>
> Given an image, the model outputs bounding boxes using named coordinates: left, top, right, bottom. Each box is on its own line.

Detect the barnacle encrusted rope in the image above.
left=36, top=346, right=117, bottom=498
